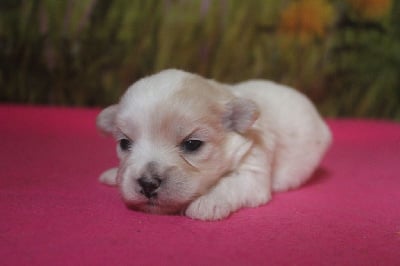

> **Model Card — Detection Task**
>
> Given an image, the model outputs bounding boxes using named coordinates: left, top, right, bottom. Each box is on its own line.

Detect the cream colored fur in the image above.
left=97, top=69, right=332, bottom=220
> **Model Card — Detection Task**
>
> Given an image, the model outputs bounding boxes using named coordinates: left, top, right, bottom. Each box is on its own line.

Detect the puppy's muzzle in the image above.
left=138, top=176, right=161, bottom=199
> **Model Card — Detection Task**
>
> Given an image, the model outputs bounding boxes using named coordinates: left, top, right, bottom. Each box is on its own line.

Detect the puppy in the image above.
left=97, top=69, right=331, bottom=220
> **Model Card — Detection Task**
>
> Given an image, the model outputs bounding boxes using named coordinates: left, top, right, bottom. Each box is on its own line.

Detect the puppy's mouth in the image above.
left=125, top=198, right=187, bottom=215
left=120, top=177, right=195, bottom=215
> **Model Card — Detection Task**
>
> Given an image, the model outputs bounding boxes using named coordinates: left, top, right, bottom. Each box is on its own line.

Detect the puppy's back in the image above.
left=231, top=80, right=332, bottom=192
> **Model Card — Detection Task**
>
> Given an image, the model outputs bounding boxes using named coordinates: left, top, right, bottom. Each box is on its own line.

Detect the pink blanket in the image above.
left=1, top=105, right=399, bottom=265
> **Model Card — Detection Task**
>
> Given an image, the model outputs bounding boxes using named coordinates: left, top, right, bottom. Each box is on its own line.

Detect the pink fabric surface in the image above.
left=1, top=105, right=399, bottom=265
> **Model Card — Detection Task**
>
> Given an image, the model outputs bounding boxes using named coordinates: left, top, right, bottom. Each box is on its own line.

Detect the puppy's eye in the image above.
left=119, top=138, right=132, bottom=151
left=181, top=139, right=203, bottom=153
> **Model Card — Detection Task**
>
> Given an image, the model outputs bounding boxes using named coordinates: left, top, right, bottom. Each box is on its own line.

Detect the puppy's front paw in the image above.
left=99, top=167, right=118, bottom=186
left=185, top=196, right=232, bottom=221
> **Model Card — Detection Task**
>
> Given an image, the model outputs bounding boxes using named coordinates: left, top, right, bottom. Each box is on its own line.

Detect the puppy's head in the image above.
left=97, top=69, right=259, bottom=214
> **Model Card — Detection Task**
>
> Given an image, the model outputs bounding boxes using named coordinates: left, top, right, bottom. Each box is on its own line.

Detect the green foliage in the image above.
left=0, top=0, right=399, bottom=119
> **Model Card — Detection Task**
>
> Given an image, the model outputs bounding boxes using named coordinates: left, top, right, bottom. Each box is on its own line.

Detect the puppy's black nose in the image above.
left=138, top=177, right=161, bottom=198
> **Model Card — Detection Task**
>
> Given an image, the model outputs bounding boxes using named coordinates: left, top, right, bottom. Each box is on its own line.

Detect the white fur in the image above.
left=96, top=69, right=332, bottom=220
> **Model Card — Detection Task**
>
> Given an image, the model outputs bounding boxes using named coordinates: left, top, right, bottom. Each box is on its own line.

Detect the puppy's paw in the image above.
left=272, top=179, right=302, bottom=192
left=185, top=196, right=232, bottom=221
left=99, top=167, right=118, bottom=186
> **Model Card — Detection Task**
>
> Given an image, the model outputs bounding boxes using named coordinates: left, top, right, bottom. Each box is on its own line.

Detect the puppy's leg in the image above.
left=185, top=148, right=271, bottom=220
left=99, top=167, right=118, bottom=186
left=272, top=122, right=332, bottom=192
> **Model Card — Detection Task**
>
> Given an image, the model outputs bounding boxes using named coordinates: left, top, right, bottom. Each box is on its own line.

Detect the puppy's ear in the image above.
left=97, top=104, right=118, bottom=135
left=222, top=98, right=260, bottom=134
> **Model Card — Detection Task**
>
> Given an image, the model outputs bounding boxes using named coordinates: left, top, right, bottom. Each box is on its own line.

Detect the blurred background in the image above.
left=0, top=0, right=399, bottom=119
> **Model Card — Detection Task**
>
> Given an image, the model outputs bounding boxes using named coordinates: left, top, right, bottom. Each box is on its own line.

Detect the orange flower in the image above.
left=348, top=0, right=392, bottom=19
left=279, top=0, right=334, bottom=44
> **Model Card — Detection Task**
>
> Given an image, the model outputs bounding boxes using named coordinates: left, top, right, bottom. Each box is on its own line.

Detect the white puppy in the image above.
left=97, top=69, right=331, bottom=220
